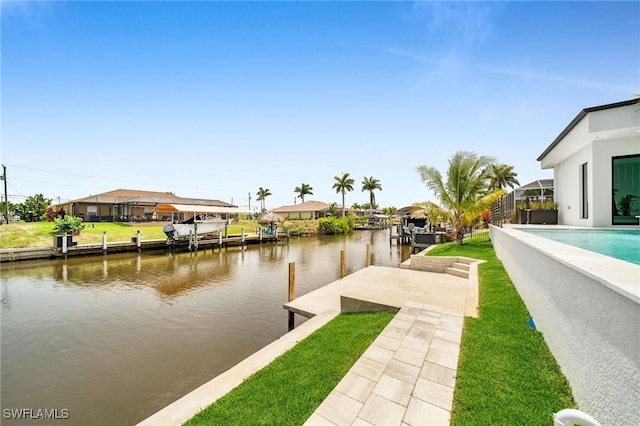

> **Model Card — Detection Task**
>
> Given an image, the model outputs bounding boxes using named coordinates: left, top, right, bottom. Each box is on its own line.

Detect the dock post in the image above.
left=288, top=261, right=296, bottom=301
left=275, top=227, right=279, bottom=241
left=136, top=230, right=141, bottom=252
left=259, top=228, right=262, bottom=242
left=288, top=262, right=296, bottom=330
left=366, top=244, right=371, bottom=267
left=102, top=231, right=107, bottom=254
left=241, top=228, right=245, bottom=247
left=340, top=249, right=345, bottom=278
left=62, top=232, right=68, bottom=258
left=218, top=231, right=222, bottom=250
left=194, top=222, right=198, bottom=251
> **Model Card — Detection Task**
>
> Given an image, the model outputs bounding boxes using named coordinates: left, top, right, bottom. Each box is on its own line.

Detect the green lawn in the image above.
left=182, top=235, right=575, bottom=425
left=428, top=236, right=576, bottom=425
left=184, top=312, right=394, bottom=426
left=0, top=220, right=262, bottom=249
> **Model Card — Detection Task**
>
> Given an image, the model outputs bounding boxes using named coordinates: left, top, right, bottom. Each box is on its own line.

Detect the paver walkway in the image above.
left=305, top=301, right=463, bottom=426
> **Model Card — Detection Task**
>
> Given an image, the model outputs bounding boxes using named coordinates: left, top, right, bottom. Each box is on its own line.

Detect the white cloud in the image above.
left=378, top=46, right=635, bottom=92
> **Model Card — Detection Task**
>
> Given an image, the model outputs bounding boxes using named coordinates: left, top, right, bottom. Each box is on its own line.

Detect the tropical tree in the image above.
left=293, top=183, right=313, bottom=203
left=327, top=202, right=339, bottom=217
left=351, top=202, right=362, bottom=210
left=416, top=150, right=504, bottom=244
left=12, top=193, right=52, bottom=222
left=332, top=172, right=355, bottom=217
left=256, top=187, right=272, bottom=213
left=382, top=206, right=397, bottom=216
left=361, top=176, right=382, bottom=215
left=486, top=163, right=520, bottom=191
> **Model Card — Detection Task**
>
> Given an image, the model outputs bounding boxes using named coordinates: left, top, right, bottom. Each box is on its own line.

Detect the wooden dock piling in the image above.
left=62, top=232, right=68, bottom=258
left=340, top=250, right=345, bottom=278
left=288, top=261, right=296, bottom=330
left=366, top=244, right=371, bottom=267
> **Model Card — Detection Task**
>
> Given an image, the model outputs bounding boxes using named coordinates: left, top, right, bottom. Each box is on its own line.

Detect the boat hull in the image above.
left=163, top=220, right=226, bottom=242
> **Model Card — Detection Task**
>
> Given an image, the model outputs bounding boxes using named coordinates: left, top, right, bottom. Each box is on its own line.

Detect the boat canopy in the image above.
left=154, top=203, right=247, bottom=214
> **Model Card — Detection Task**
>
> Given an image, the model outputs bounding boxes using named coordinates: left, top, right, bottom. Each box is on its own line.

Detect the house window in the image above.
left=580, top=162, right=588, bottom=219
left=87, top=205, right=98, bottom=219
left=612, top=154, right=640, bottom=225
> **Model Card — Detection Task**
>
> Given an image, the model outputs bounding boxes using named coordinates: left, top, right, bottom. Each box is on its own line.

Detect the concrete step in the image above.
left=445, top=267, right=469, bottom=279
left=452, top=262, right=470, bottom=271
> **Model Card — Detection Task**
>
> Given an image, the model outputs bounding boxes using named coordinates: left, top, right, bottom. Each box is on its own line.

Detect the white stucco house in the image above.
left=537, top=99, right=640, bottom=227
left=273, top=200, right=330, bottom=219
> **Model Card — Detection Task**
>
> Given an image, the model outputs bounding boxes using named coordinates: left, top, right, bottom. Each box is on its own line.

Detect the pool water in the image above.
left=521, top=228, right=640, bottom=265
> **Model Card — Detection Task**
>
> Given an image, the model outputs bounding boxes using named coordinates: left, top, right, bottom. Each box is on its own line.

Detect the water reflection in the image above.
left=1, top=231, right=409, bottom=425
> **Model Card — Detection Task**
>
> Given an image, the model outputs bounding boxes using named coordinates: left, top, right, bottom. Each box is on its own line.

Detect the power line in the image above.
left=6, top=163, right=252, bottom=195
left=6, top=164, right=311, bottom=201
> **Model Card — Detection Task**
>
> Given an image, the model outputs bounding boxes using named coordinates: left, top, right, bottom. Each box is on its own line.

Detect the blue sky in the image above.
left=2, top=1, right=638, bottom=211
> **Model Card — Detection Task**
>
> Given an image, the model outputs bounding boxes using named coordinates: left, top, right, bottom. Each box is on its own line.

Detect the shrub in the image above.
left=287, top=225, right=302, bottom=236
left=53, top=215, right=85, bottom=235
left=317, top=216, right=354, bottom=235
left=530, top=200, right=557, bottom=210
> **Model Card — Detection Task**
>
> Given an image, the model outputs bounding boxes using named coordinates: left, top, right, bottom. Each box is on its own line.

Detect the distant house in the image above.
left=501, top=179, right=554, bottom=218
left=55, top=189, right=237, bottom=222
left=273, top=200, right=330, bottom=219
left=537, top=99, right=640, bottom=226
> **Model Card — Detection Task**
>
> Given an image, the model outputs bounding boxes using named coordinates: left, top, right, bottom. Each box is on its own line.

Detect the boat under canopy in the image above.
left=154, top=204, right=247, bottom=243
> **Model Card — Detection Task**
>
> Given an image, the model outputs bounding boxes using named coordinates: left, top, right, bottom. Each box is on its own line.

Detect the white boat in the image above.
left=154, top=203, right=246, bottom=244
left=162, top=215, right=227, bottom=243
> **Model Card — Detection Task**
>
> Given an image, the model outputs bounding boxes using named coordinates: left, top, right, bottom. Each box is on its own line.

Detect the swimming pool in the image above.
left=520, top=228, right=640, bottom=265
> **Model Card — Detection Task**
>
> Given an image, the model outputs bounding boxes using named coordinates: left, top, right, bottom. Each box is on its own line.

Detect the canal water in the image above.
left=1, top=230, right=410, bottom=425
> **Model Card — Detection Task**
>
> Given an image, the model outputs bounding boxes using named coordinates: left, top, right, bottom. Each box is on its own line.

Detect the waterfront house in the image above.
left=273, top=200, right=330, bottom=219
left=500, top=179, right=555, bottom=222
left=55, top=189, right=237, bottom=222
left=537, top=99, right=640, bottom=226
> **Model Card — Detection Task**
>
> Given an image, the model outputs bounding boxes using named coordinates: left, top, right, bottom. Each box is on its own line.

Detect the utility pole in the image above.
left=248, top=192, right=251, bottom=211
left=1, top=165, right=8, bottom=224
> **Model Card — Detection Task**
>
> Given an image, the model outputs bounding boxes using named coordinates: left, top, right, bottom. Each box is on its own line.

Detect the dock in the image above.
left=283, top=265, right=475, bottom=318
left=137, top=257, right=481, bottom=426
left=0, top=233, right=287, bottom=263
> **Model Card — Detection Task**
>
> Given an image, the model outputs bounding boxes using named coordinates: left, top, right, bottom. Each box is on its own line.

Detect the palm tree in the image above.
left=332, top=172, right=355, bottom=217
left=416, top=150, right=504, bottom=245
left=327, top=202, right=339, bottom=217
left=293, top=183, right=313, bottom=203
left=382, top=206, right=397, bottom=216
left=361, top=176, right=382, bottom=215
left=486, top=163, right=520, bottom=191
left=256, top=187, right=272, bottom=213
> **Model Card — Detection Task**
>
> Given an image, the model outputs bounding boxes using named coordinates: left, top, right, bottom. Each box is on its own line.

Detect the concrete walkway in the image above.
left=305, top=301, right=463, bottom=425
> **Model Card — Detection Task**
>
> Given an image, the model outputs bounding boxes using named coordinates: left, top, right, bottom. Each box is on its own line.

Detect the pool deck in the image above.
left=137, top=259, right=480, bottom=426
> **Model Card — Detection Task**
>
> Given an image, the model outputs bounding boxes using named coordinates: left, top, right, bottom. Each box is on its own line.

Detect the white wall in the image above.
left=490, top=226, right=640, bottom=425
left=554, top=144, right=593, bottom=227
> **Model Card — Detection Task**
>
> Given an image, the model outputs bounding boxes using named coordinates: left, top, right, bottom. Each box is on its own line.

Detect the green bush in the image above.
left=53, top=215, right=85, bottom=235
left=287, top=225, right=302, bottom=236
left=317, top=216, right=354, bottom=235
